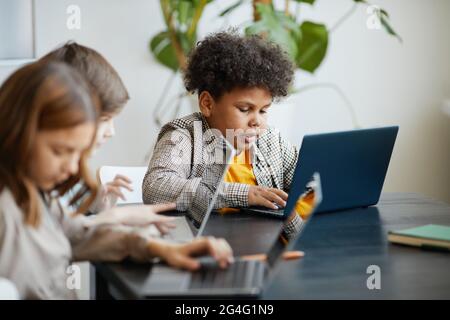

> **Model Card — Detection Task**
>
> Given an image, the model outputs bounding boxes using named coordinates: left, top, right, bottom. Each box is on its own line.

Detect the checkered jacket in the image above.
left=142, top=112, right=302, bottom=238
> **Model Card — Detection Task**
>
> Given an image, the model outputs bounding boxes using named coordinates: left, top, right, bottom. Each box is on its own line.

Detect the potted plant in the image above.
left=149, top=0, right=400, bottom=127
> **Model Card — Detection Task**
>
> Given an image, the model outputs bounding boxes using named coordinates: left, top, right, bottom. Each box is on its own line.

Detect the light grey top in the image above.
left=0, top=188, right=154, bottom=299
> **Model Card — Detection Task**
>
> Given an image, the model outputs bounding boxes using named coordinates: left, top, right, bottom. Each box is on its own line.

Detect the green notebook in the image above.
left=388, top=224, right=450, bottom=251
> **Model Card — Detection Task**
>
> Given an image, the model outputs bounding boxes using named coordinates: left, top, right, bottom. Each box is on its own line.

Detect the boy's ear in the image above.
left=198, top=91, right=215, bottom=117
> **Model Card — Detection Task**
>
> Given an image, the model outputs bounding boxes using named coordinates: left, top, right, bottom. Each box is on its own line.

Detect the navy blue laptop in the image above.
left=244, top=126, right=399, bottom=217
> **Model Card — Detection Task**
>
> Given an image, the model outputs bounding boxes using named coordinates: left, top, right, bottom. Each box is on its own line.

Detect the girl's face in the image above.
left=95, top=114, right=116, bottom=149
left=200, top=87, right=272, bottom=151
left=28, top=123, right=96, bottom=191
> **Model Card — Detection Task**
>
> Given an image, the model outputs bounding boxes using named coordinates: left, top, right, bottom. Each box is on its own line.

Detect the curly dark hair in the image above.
left=183, top=31, right=294, bottom=100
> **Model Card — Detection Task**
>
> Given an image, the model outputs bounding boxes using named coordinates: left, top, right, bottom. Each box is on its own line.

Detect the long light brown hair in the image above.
left=41, top=42, right=129, bottom=116
left=0, top=60, right=99, bottom=226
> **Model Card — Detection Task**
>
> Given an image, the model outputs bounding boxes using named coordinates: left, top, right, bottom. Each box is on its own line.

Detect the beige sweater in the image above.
left=0, top=188, right=154, bottom=299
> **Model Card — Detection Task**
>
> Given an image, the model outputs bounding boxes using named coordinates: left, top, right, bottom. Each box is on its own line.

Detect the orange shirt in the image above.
left=221, top=150, right=254, bottom=214
left=224, top=150, right=256, bottom=185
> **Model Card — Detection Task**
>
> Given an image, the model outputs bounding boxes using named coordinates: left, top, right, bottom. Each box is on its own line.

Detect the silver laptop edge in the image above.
left=194, top=138, right=236, bottom=237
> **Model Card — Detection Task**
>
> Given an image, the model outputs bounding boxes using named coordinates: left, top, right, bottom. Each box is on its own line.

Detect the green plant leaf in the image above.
left=292, top=0, right=316, bottom=4
left=245, top=3, right=299, bottom=61
left=177, top=1, right=192, bottom=25
left=296, top=21, right=328, bottom=73
left=354, top=1, right=401, bottom=42
left=274, top=10, right=302, bottom=40
left=380, top=10, right=402, bottom=42
left=219, top=0, right=245, bottom=17
left=178, top=30, right=196, bottom=54
left=149, top=31, right=179, bottom=71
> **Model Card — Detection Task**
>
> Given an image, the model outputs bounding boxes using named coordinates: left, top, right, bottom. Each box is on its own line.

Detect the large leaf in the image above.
left=245, top=3, right=300, bottom=61
left=178, top=30, right=196, bottom=53
left=274, top=10, right=302, bottom=40
left=177, top=1, right=192, bottom=25
left=149, top=31, right=179, bottom=71
left=293, top=0, right=316, bottom=4
left=219, top=0, right=245, bottom=17
left=296, top=21, right=328, bottom=73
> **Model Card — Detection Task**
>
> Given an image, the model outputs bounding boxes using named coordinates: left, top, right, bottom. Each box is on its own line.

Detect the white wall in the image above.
left=0, top=0, right=448, bottom=301
left=1, top=0, right=449, bottom=205
left=0, top=0, right=34, bottom=59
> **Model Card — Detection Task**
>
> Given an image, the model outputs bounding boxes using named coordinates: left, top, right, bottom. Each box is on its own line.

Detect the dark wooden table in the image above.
left=93, top=193, right=450, bottom=299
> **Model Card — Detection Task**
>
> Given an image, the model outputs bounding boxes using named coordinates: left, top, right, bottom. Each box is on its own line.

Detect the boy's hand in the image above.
left=248, top=186, right=288, bottom=209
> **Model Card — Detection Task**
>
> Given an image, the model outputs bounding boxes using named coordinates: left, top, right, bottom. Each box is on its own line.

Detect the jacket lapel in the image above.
left=252, top=138, right=282, bottom=189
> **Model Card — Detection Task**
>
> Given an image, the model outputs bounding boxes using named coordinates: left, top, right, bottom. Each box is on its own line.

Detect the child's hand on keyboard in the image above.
left=196, top=256, right=223, bottom=270
left=248, top=186, right=287, bottom=209
left=155, top=237, right=234, bottom=271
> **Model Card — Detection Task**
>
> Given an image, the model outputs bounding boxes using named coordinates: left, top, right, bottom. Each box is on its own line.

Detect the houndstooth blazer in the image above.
left=142, top=112, right=302, bottom=237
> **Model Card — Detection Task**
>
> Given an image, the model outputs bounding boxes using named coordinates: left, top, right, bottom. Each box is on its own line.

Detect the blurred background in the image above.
left=1, top=0, right=449, bottom=206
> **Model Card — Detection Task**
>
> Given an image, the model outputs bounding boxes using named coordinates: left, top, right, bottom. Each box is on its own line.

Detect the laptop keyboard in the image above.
left=248, top=206, right=285, bottom=217
left=189, top=259, right=262, bottom=289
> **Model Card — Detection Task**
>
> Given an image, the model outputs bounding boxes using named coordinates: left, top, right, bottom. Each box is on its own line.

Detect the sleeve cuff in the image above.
left=223, top=182, right=250, bottom=207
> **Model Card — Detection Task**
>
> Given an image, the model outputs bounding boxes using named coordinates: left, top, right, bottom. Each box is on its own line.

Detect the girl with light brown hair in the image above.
left=41, top=42, right=133, bottom=210
left=0, top=60, right=232, bottom=299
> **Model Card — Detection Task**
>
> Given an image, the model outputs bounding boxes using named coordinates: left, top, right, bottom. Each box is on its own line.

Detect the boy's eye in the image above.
left=260, top=109, right=268, bottom=114
left=238, top=108, right=249, bottom=113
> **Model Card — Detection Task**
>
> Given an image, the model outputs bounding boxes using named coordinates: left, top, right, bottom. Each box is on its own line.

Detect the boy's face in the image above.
left=200, top=87, right=271, bottom=151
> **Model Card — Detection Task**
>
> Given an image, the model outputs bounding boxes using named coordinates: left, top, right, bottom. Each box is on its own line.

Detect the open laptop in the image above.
left=112, top=138, right=235, bottom=242
left=243, top=126, right=398, bottom=218
left=157, top=139, right=236, bottom=242
left=142, top=172, right=322, bottom=298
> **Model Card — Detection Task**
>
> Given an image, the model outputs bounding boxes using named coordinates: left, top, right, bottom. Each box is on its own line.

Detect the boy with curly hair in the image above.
left=143, top=31, right=303, bottom=237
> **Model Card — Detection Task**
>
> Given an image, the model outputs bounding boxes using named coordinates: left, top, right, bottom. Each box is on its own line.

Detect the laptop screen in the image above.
left=187, top=138, right=235, bottom=237
left=266, top=173, right=323, bottom=268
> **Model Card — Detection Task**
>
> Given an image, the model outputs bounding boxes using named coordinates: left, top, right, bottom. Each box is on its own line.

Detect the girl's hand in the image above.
left=152, top=237, right=234, bottom=271
left=103, top=174, right=133, bottom=202
left=90, top=203, right=177, bottom=234
left=90, top=174, right=134, bottom=212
